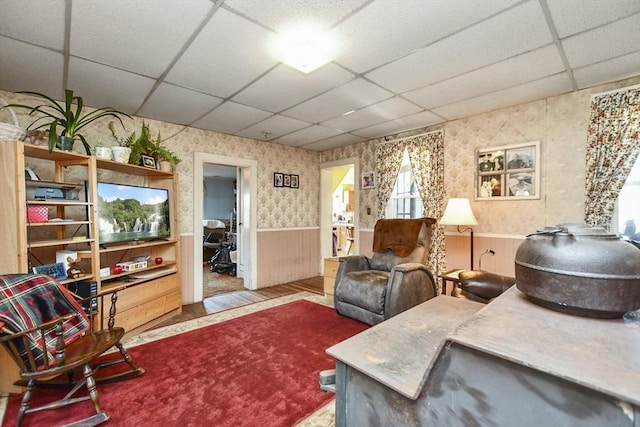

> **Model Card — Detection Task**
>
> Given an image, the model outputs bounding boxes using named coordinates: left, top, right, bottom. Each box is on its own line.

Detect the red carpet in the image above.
left=2, top=300, right=368, bottom=427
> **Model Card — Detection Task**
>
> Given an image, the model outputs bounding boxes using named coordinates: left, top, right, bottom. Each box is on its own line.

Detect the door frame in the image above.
left=193, top=152, right=257, bottom=302
left=319, top=157, right=359, bottom=274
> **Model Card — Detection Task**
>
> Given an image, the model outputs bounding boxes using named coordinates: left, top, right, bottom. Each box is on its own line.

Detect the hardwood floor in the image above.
left=153, top=275, right=325, bottom=328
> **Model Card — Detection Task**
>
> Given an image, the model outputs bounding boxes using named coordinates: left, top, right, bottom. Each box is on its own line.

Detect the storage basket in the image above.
left=27, top=206, right=49, bottom=223
left=0, top=98, right=27, bottom=143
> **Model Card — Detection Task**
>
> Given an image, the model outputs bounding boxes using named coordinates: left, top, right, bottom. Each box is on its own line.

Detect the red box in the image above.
left=26, top=206, right=48, bottom=223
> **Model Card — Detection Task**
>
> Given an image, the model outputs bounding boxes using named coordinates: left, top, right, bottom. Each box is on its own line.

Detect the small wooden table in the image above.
left=439, top=268, right=467, bottom=295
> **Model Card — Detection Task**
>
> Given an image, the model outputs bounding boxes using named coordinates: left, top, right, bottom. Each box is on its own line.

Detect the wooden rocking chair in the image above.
left=0, top=274, right=145, bottom=426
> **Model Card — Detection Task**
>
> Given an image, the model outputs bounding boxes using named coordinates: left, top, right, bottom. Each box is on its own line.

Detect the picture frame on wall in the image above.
left=290, top=174, right=299, bottom=189
left=283, top=174, right=291, bottom=187
left=274, top=172, right=284, bottom=187
left=362, top=171, right=376, bottom=189
left=141, top=155, right=156, bottom=169
left=475, top=141, right=540, bottom=200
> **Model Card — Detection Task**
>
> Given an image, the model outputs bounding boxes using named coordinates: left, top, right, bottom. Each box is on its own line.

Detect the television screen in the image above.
left=95, top=181, right=170, bottom=244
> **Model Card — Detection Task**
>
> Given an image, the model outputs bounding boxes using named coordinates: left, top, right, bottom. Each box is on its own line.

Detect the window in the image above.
left=386, top=149, right=423, bottom=218
left=614, top=155, right=640, bottom=240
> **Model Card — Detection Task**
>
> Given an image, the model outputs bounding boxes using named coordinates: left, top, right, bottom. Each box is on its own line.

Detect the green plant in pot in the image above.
left=115, top=121, right=181, bottom=170
left=3, top=89, right=130, bottom=154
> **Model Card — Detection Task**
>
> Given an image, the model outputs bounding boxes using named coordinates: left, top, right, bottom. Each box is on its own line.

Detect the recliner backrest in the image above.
left=369, top=223, right=432, bottom=271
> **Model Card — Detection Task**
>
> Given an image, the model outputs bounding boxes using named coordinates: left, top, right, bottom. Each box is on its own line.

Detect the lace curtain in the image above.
left=375, top=131, right=446, bottom=278
left=585, top=87, right=640, bottom=227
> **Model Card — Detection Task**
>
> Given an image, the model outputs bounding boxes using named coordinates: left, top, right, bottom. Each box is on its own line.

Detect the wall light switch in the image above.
left=366, top=207, right=371, bottom=215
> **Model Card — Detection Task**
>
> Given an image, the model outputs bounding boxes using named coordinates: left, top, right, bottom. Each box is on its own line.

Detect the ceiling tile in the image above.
left=0, top=0, right=65, bottom=50
left=236, top=114, right=311, bottom=140
left=562, top=14, right=640, bottom=69
left=547, top=0, right=640, bottom=39
left=366, top=1, right=553, bottom=93
left=322, top=96, right=422, bottom=132
left=301, top=133, right=366, bottom=151
left=283, top=78, right=393, bottom=122
left=351, top=110, right=444, bottom=139
left=573, top=51, right=640, bottom=89
left=137, top=83, right=223, bottom=125
left=432, top=73, right=574, bottom=120
left=224, top=0, right=368, bottom=31
left=0, top=37, right=64, bottom=97
left=70, top=0, right=214, bottom=78
left=67, top=57, right=156, bottom=114
left=192, top=101, right=273, bottom=135
left=273, top=124, right=342, bottom=146
left=231, top=63, right=355, bottom=113
left=166, top=8, right=279, bottom=98
left=333, top=0, right=516, bottom=73
left=404, top=45, right=565, bottom=109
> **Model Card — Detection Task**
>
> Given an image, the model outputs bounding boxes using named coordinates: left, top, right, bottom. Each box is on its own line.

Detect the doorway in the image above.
left=193, top=153, right=258, bottom=303
left=319, top=158, right=359, bottom=275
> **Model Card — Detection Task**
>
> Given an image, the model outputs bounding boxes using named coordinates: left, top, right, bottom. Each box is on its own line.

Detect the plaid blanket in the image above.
left=0, top=274, right=90, bottom=368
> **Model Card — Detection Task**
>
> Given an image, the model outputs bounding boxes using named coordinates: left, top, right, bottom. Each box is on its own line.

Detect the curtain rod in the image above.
left=591, top=83, right=640, bottom=99
left=377, top=129, right=444, bottom=145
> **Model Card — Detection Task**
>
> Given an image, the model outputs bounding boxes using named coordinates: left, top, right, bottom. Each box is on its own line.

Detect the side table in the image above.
left=439, top=268, right=467, bottom=295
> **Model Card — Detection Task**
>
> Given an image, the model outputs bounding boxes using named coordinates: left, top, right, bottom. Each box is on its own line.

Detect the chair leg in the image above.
left=16, top=379, right=35, bottom=426
left=82, top=363, right=103, bottom=415
left=115, top=342, right=144, bottom=375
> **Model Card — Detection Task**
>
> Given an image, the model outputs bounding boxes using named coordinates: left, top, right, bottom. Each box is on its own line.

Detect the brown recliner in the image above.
left=334, top=218, right=438, bottom=325
left=452, top=270, right=516, bottom=303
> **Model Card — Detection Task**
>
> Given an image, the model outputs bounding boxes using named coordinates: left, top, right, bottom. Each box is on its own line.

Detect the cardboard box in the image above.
left=116, top=261, right=147, bottom=271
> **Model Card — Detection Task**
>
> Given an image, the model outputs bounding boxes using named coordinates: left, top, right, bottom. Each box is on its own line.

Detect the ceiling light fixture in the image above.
left=274, top=26, right=335, bottom=74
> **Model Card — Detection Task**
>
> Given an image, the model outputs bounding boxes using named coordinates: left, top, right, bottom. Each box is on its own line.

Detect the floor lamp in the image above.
left=440, top=198, right=478, bottom=270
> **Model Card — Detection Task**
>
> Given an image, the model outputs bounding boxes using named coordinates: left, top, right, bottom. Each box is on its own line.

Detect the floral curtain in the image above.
left=585, top=87, right=640, bottom=228
left=375, top=141, right=405, bottom=218
left=406, top=131, right=446, bottom=277
left=375, top=131, right=446, bottom=283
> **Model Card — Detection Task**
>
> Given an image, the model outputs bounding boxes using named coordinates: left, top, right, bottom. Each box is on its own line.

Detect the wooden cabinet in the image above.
left=324, top=257, right=339, bottom=297
left=0, top=141, right=182, bottom=333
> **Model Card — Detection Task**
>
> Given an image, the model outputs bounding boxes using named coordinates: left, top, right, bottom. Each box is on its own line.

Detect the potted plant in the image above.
left=115, top=121, right=181, bottom=170
left=3, top=89, right=130, bottom=154
left=108, top=121, right=135, bottom=163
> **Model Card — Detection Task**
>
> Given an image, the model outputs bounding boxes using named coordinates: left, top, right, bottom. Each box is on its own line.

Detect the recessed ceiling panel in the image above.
left=433, top=73, right=573, bottom=120
left=322, top=96, right=422, bottom=132
left=0, top=37, right=64, bottom=97
left=166, top=8, right=279, bottom=98
left=68, top=58, right=156, bottom=114
left=70, top=0, right=214, bottom=78
left=333, top=0, right=516, bottom=74
left=405, top=45, right=565, bottom=109
left=236, top=114, right=311, bottom=141
left=547, top=0, right=640, bottom=39
left=0, top=0, right=65, bottom=50
left=137, top=83, right=224, bottom=125
left=366, top=1, right=553, bottom=94
left=283, top=78, right=393, bottom=123
left=192, top=101, right=273, bottom=135
left=351, top=110, right=444, bottom=139
left=224, top=0, right=368, bottom=31
left=302, top=133, right=366, bottom=151
left=562, top=15, right=640, bottom=69
left=231, top=63, right=355, bottom=113
left=573, top=52, right=640, bottom=89
left=273, top=124, right=342, bottom=146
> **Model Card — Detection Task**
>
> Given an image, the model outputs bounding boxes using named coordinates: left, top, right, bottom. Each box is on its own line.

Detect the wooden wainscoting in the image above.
left=444, top=233, right=524, bottom=277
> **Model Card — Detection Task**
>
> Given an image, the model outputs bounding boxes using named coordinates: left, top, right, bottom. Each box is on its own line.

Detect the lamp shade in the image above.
left=440, top=198, right=478, bottom=226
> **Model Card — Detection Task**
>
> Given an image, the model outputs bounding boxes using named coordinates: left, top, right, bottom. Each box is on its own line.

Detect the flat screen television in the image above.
left=94, top=181, right=171, bottom=245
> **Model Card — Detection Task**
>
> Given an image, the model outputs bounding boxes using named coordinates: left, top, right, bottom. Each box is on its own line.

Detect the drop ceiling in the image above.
left=1, top=0, right=639, bottom=151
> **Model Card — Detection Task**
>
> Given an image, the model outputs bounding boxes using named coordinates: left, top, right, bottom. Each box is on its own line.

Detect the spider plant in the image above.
left=3, top=89, right=131, bottom=154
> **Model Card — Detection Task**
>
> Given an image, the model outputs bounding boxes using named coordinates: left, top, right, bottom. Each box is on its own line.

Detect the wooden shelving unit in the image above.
left=0, top=142, right=182, bottom=383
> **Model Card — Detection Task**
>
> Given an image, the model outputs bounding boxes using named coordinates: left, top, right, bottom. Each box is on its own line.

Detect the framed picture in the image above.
left=274, top=172, right=284, bottom=187
left=475, top=141, right=540, bottom=200
left=141, top=155, right=156, bottom=169
left=290, top=174, right=299, bottom=189
left=362, top=171, right=376, bottom=189
left=283, top=174, right=291, bottom=187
